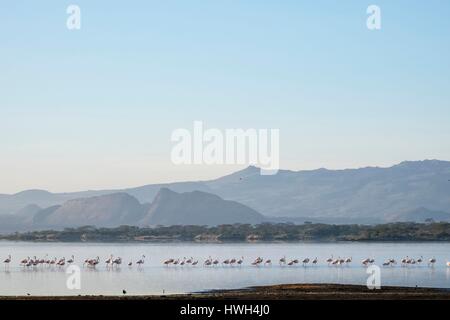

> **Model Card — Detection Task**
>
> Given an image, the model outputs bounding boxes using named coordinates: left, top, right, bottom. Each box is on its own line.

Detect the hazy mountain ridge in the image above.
left=140, top=188, right=264, bottom=226
left=1, top=189, right=265, bottom=230
left=205, top=160, right=450, bottom=220
left=1, top=160, right=450, bottom=229
left=37, top=193, right=146, bottom=228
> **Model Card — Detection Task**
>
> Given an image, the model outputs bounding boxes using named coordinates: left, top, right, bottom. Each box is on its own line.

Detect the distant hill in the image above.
left=140, top=188, right=264, bottom=226
left=1, top=159, right=450, bottom=225
left=34, top=193, right=146, bottom=228
left=13, top=189, right=264, bottom=229
left=204, top=160, right=450, bottom=222
left=14, top=204, right=42, bottom=219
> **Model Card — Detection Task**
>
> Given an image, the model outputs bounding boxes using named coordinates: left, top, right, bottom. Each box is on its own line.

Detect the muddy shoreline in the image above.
left=1, top=284, right=450, bottom=300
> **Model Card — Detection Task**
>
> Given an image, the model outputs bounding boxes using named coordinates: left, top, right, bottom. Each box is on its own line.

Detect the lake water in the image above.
left=0, top=241, right=449, bottom=296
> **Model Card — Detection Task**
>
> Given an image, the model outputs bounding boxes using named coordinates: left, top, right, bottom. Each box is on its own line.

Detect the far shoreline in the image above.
left=2, top=238, right=450, bottom=244
left=1, top=222, right=450, bottom=242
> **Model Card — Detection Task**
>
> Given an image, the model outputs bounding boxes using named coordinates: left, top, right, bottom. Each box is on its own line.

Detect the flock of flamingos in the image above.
left=2, top=254, right=450, bottom=269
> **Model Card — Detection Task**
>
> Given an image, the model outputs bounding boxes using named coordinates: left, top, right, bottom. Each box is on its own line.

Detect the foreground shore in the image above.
left=1, top=284, right=450, bottom=300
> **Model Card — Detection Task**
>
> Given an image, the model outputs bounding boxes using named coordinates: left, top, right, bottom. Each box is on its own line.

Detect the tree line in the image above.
left=1, top=222, right=450, bottom=242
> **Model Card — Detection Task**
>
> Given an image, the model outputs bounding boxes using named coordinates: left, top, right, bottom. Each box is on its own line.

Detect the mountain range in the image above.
left=0, top=189, right=264, bottom=232
left=0, top=159, right=450, bottom=231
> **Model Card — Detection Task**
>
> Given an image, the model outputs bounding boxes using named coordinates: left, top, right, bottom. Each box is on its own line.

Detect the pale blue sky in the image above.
left=1, top=1, right=449, bottom=193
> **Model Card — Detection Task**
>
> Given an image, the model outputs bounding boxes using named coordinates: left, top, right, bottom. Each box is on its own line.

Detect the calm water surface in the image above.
left=0, top=241, right=449, bottom=296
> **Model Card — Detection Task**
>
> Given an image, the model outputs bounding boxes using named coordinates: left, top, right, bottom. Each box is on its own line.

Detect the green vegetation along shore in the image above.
left=1, top=222, right=449, bottom=242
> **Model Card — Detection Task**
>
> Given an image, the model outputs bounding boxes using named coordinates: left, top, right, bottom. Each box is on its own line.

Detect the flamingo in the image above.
left=128, top=261, right=133, bottom=267
left=252, top=257, right=263, bottom=266
left=265, top=259, right=272, bottom=265
left=113, top=257, right=122, bottom=266
left=222, top=259, right=230, bottom=266
left=204, top=259, right=212, bottom=266
left=164, top=258, right=174, bottom=266
left=67, top=255, right=74, bottom=264
left=230, top=258, right=237, bottom=265
left=279, top=256, right=286, bottom=265
left=20, top=257, right=29, bottom=266
left=105, top=255, right=113, bottom=266
left=237, top=257, right=244, bottom=266
left=192, top=260, right=199, bottom=266
left=57, top=257, right=65, bottom=266
left=345, top=257, right=352, bottom=264
left=136, top=255, right=145, bottom=266
left=417, top=256, right=423, bottom=264
left=3, top=255, right=11, bottom=267
left=212, top=259, right=219, bottom=266
left=287, top=259, right=299, bottom=266
left=312, top=257, right=318, bottom=265
left=85, top=257, right=98, bottom=267
left=50, top=257, right=57, bottom=266
left=88, top=257, right=100, bottom=267
left=326, top=255, right=333, bottom=265
left=40, top=254, right=48, bottom=266
left=401, top=257, right=408, bottom=266
left=429, top=258, right=436, bottom=266
left=302, top=258, right=310, bottom=266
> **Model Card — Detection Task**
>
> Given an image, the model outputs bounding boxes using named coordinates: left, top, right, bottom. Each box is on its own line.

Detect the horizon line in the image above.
left=2, top=158, right=448, bottom=196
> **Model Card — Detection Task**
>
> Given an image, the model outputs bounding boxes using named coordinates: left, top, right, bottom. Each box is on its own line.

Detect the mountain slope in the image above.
left=205, top=160, right=450, bottom=221
left=140, top=188, right=264, bottom=226
left=1, top=160, right=450, bottom=224
left=36, top=193, right=146, bottom=228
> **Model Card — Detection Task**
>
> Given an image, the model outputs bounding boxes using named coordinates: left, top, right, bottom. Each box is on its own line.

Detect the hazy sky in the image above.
left=1, top=0, right=449, bottom=193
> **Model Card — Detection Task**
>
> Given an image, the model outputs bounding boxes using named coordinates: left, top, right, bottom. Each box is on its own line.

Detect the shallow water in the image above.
left=0, top=241, right=449, bottom=296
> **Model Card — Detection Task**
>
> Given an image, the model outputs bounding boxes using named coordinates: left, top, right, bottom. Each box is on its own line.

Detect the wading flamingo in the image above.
left=326, top=255, right=333, bottom=265
left=136, top=255, right=145, bottom=266
left=3, top=255, right=11, bottom=267
left=428, top=257, right=436, bottom=266
left=164, top=258, right=174, bottom=266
